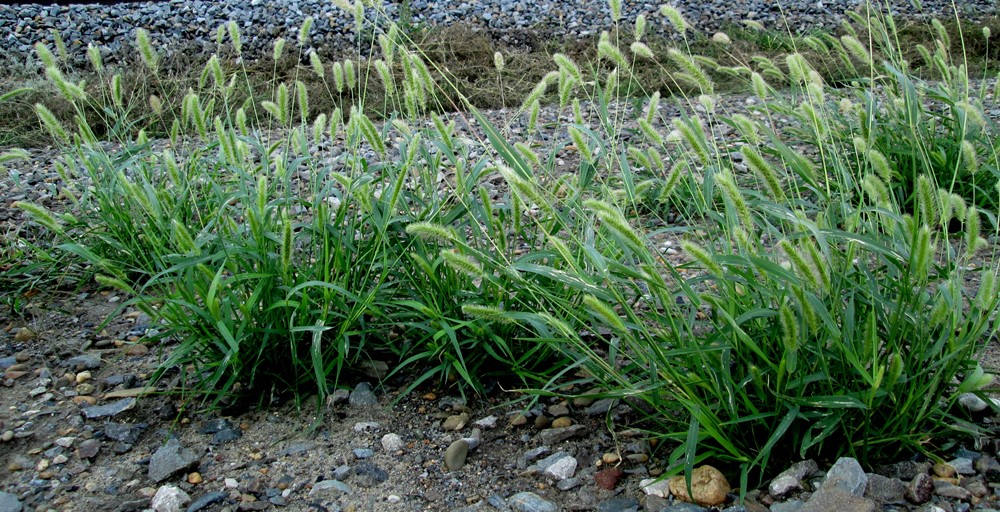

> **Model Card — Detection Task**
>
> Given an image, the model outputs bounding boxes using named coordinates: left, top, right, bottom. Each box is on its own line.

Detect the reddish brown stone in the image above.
left=595, top=467, right=624, bottom=490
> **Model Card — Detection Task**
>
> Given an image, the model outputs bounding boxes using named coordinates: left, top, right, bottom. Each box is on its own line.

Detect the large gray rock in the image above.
left=148, top=438, right=200, bottom=483
left=0, top=491, right=23, bottom=512
left=864, top=474, right=906, bottom=504
left=348, top=382, right=378, bottom=407
left=819, top=457, right=868, bottom=496
left=769, top=460, right=819, bottom=498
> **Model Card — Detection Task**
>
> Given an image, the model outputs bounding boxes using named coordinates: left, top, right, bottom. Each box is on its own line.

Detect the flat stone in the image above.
left=584, top=398, right=617, bottom=416
left=352, top=421, right=380, bottom=432
left=76, top=438, right=101, bottom=459
left=197, top=418, right=232, bottom=434
left=0, top=357, right=17, bottom=371
left=210, top=428, right=241, bottom=445
left=352, top=448, right=373, bottom=459
left=474, top=415, right=497, bottom=428
left=509, top=491, right=557, bottom=512
left=537, top=424, right=587, bottom=445
left=104, top=422, right=146, bottom=445
left=933, top=480, right=971, bottom=500
left=958, top=392, right=989, bottom=412
left=66, top=354, right=102, bottom=370
left=278, top=441, right=316, bottom=456
left=148, top=438, right=200, bottom=483
left=82, top=397, right=136, bottom=419
left=309, top=480, right=352, bottom=495
left=353, top=462, right=388, bottom=487
left=596, top=497, right=639, bottom=512
left=186, top=490, right=228, bottom=512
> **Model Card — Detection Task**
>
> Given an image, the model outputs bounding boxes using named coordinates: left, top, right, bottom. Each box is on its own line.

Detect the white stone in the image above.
left=151, top=485, right=190, bottom=512
left=959, top=392, right=988, bottom=412
left=544, top=456, right=578, bottom=480
left=381, top=433, right=404, bottom=452
left=640, top=477, right=671, bottom=498
left=473, top=415, right=498, bottom=429
left=352, top=421, right=381, bottom=432
left=224, top=478, right=238, bottom=488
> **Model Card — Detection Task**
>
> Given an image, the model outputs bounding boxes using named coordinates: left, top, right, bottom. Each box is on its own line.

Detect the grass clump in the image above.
left=6, top=0, right=1000, bottom=488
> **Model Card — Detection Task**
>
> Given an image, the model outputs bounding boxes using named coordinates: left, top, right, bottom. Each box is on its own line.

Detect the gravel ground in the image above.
left=3, top=1, right=1000, bottom=511
left=2, top=0, right=997, bottom=68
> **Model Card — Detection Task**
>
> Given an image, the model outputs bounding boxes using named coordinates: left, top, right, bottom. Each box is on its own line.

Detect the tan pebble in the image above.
left=249, top=452, right=263, bottom=461
left=125, top=344, right=149, bottom=356
left=14, top=329, right=35, bottom=343
left=187, top=472, right=203, bottom=484
left=932, top=476, right=960, bottom=485
left=3, top=371, right=27, bottom=381
left=602, top=453, right=621, bottom=464
left=277, top=482, right=289, bottom=490
left=75, top=371, right=92, bottom=384
left=509, top=414, right=528, bottom=427
left=72, top=396, right=97, bottom=406
left=668, top=465, right=731, bottom=506
left=36, top=459, right=49, bottom=471
left=423, top=392, right=437, bottom=400
left=259, top=468, right=268, bottom=475
left=551, top=417, right=573, bottom=428
left=38, top=471, right=54, bottom=480
left=241, top=494, right=256, bottom=503
left=1, top=430, right=14, bottom=442
left=63, top=372, right=76, bottom=384
left=113, top=340, right=125, bottom=347
left=933, top=463, right=956, bottom=478
left=75, top=383, right=96, bottom=395
left=533, top=415, right=550, bottom=429
left=7, top=462, right=22, bottom=472
left=626, top=453, right=649, bottom=463
left=139, top=487, right=157, bottom=498
left=52, top=454, right=68, bottom=465
left=7, top=364, right=27, bottom=372
left=180, top=418, right=191, bottom=425
left=442, top=413, right=469, bottom=431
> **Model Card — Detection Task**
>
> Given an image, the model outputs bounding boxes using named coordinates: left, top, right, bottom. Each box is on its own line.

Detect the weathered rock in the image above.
left=76, top=438, right=101, bottom=459
left=864, top=474, right=906, bottom=504
left=948, top=457, right=975, bottom=475
left=444, top=439, right=469, bottom=471
left=348, top=382, right=377, bottom=407
left=150, top=485, right=190, bottom=512
left=584, top=398, right=617, bottom=416
left=770, top=460, right=818, bottom=498
left=103, top=422, right=146, bottom=445
left=67, top=354, right=102, bottom=370
left=668, top=465, right=731, bottom=506
left=905, top=473, right=934, bottom=504
left=538, top=424, right=587, bottom=445
left=799, top=489, right=875, bottom=512
left=543, top=454, right=577, bottom=480
left=509, top=491, right=558, bottom=512
left=819, top=457, right=868, bottom=496
left=595, top=497, right=639, bottom=512
left=353, top=462, right=388, bottom=487
left=148, top=438, right=200, bottom=483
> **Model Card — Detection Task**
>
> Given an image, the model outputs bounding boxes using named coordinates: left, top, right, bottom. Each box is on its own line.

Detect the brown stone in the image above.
left=14, top=329, right=35, bottom=342
left=595, top=467, right=624, bottom=490
left=125, top=344, right=149, bottom=356
left=932, top=463, right=956, bottom=478
left=551, top=417, right=573, bottom=428
left=509, top=414, right=528, bottom=426
left=668, top=465, right=731, bottom=506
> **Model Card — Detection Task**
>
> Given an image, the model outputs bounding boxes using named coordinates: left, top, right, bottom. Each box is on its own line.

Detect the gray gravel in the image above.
left=2, top=0, right=997, bottom=68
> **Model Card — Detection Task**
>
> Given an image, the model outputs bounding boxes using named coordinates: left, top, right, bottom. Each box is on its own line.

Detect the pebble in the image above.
left=640, top=476, right=670, bottom=497
left=352, top=448, right=374, bottom=459
left=550, top=417, right=573, bottom=428
left=509, top=491, right=558, bottom=512
left=444, top=439, right=469, bottom=471
left=186, top=491, right=228, bottom=512
left=348, top=382, right=378, bottom=407
left=381, top=433, right=403, bottom=452
left=473, top=415, right=497, bottom=429
left=148, top=438, right=200, bottom=483
left=443, top=412, right=469, bottom=431
left=82, top=397, right=136, bottom=419
left=668, top=465, right=731, bottom=507
left=906, top=473, right=935, bottom=504
left=151, top=485, right=190, bottom=512
left=309, top=479, right=353, bottom=495
left=538, top=424, right=587, bottom=445
left=352, top=421, right=381, bottom=432
left=596, top=467, right=624, bottom=491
